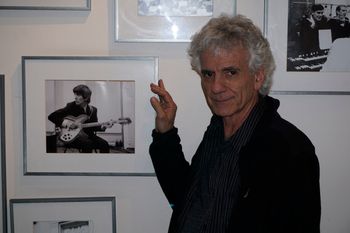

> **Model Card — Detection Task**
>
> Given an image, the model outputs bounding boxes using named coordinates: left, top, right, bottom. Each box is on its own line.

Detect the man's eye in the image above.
left=225, top=69, right=238, bottom=78
left=201, top=71, right=214, bottom=79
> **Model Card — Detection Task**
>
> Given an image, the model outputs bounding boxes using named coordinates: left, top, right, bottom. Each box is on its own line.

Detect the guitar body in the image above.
left=59, top=115, right=89, bottom=143
left=58, top=114, right=131, bottom=143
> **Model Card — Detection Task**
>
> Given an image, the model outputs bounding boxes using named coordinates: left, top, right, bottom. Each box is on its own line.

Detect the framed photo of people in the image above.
left=0, top=75, right=7, bottom=233
left=10, top=197, right=116, bottom=233
left=22, top=56, right=158, bottom=176
left=0, top=0, right=91, bottom=10
left=265, top=0, right=350, bottom=93
left=115, top=0, right=237, bottom=42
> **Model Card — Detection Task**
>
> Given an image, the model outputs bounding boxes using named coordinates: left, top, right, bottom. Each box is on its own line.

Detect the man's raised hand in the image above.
left=150, top=79, right=177, bottom=133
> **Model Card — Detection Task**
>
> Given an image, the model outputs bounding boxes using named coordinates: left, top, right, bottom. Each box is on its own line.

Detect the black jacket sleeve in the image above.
left=48, top=103, right=72, bottom=126
left=149, top=128, right=191, bottom=206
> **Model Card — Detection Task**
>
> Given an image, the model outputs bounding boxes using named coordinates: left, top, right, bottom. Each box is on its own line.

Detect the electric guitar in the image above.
left=58, top=114, right=132, bottom=143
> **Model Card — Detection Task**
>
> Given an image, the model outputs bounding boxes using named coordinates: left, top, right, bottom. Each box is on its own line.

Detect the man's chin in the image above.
left=212, top=108, right=233, bottom=117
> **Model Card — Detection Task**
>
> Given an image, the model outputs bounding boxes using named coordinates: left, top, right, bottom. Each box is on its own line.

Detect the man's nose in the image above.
left=211, top=75, right=226, bottom=93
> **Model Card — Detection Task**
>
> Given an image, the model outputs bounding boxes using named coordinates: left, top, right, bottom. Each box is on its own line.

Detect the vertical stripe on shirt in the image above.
left=174, top=96, right=266, bottom=233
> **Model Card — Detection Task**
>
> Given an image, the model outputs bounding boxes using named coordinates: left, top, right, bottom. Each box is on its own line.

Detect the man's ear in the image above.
left=254, top=69, right=265, bottom=91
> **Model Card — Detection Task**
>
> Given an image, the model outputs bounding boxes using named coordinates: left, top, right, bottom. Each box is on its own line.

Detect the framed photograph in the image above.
left=115, top=0, right=237, bottom=42
left=10, top=197, right=116, bottom=233
left=0, top=0, right=91, bottom=11
left=0, top=75, right=7, bottom=233
left=265, top=0, right=350, bottom=92
left=22, top=56, right=158, bottom=176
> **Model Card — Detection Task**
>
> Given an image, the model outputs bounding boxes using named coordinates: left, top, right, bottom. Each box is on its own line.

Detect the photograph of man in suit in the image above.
left=48, top=84, right=113, bottom=153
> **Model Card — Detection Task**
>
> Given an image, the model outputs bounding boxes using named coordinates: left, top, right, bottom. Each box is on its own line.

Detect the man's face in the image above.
left=199, top=46, right=264, bottom=121
left=74, top=93, right=86, bottom=106
left=337, top=6, right=347, bottom=20
left=312, top=10, right=324, bottom=21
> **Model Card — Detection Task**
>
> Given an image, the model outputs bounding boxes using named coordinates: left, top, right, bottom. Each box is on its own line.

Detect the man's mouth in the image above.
left=212, top=96, right=233, bottom=103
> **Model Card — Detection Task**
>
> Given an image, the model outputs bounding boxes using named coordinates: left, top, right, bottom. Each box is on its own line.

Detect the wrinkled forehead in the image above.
left=199, top=45, right=251, bottom=68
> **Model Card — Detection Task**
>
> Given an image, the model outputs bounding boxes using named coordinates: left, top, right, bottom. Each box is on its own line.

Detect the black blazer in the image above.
left=150, top=96, right=321, bottom=233
left=230, top=96, right=320, bottom=233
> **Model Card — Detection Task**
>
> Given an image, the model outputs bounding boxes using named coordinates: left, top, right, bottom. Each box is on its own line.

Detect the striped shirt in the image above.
left=175, top=97, right=266, bottom=233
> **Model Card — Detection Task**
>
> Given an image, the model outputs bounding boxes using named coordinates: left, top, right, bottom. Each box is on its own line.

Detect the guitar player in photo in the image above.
left=48, top=84, right=114, bottom=153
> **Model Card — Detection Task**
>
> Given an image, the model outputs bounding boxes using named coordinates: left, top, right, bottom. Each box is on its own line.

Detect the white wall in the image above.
left=1, top=1, right=350, bottom=233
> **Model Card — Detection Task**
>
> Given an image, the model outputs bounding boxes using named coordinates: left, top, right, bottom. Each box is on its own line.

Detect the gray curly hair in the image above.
left=187, top=14, right=275, bottom=96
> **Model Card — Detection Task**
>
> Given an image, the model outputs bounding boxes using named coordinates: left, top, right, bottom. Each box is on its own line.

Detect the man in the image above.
left=149, top=15, right=321, bottom=233
left=329, top=5, right=350, bottom=42
left=298, top=4, right=330, bottom=54
left=48, top=84, right=113, bottom=153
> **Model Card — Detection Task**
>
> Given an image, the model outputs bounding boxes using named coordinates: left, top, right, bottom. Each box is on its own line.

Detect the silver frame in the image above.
left=10, top=196, right=116, bottom=233
left=115, top=0, right=237, bottom=42
left=0, top=0, right=91, bottom=11
left=0, top=75, right=7, bottom=233
left=22, top=56, right=158, bottom=176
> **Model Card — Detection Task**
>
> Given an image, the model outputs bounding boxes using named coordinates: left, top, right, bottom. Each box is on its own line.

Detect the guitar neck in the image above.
left=81, top=121, right=117, bottom=129
left=77, top=117, right=131, bottom=129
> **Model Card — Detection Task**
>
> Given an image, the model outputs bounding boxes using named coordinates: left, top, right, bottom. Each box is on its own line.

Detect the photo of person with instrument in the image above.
left=46, top=81, right=133, bottom=153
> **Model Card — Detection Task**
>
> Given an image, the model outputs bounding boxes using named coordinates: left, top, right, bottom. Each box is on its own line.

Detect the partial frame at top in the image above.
left=115, top=0, right=237, bottom=42
left=0, top=0, right=91, bottom=11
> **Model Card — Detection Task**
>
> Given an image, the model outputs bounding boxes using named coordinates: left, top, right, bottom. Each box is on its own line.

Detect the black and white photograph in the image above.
left=33, top=221, right=93, bottom=233
left=45, top=80, right=135, bottom=154
left=138, top=0, right=213, bottom=17
left=10, top=197, right=116, bottom=233
left=287, top=0, right=350, bottom=72
left=22, top=56, right=157, bottom=175
left=115, top=0, right=235, bottom=42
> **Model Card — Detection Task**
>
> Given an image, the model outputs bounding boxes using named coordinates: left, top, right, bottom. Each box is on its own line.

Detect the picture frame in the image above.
left=0, top=0, right=91, bottom=11
left=22, top=56, right=158, bottom=176
left=0, top=75, right=7, bottom=233
left=264, top=0, right=350, bottom=93
left=10, top=196, right=116, bottom=233
left=115, top=0, right=237, bottom=42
